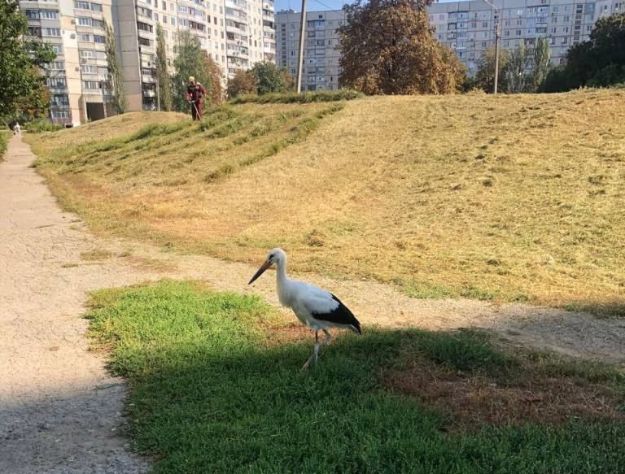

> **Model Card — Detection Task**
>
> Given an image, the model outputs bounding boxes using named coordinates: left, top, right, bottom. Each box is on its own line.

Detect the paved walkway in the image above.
left=0, top=136, right=148, bottom=473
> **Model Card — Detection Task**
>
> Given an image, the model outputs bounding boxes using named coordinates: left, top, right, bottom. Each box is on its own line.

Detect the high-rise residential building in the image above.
left=276, top=9, right=344, bottom=91
left=114, top=0, right=276, bottom=111
left=19, top=0, right=115, bottom=125
left=427, top=0, right=621, bottom=76
left=276, top=0, right=624, bottom=90
left=19, top=0, right=276, bottom=124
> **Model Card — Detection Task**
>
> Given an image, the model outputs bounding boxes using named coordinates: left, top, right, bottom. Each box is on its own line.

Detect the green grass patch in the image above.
left=0, top=130, right=9, bottom=160
left=87, top=281, right=625, bottom=473
left=229, top=90, right=363, bottom=104
left=26, top=118, right=64, bottom=133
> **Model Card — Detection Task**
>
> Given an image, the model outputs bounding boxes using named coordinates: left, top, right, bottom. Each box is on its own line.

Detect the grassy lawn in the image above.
left=87, top=280, right=625, bottom=473
left=0, top=130, right=9, bottom=160
left=28, top=90, right=625, bottom=315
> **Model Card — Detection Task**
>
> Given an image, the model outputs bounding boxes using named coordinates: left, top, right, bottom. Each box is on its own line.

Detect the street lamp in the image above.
left=483, top=0, right=501, bottom=94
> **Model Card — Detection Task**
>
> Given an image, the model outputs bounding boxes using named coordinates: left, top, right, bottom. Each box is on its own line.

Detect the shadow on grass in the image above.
left=563, top=299, right=625, bottom=318
left=87, top=281, right=625, bottom=473
left=119, top=336, right=625, bottom=473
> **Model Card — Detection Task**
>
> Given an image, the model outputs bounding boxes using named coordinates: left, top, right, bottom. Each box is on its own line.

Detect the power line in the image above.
left=310, top=0, right=335, bottom=10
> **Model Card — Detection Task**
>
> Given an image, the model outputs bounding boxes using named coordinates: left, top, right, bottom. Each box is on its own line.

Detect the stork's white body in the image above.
left=276, top=267, right=339, bottom=331
left=249, top=248, right=361, bottom=368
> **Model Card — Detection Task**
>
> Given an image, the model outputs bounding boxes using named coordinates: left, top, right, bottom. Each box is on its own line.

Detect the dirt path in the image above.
left=0, top=136, right=152, bottom=473
left=1, top=136, right=624, bottom=473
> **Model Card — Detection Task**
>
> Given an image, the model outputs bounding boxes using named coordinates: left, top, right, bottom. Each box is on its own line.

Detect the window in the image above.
left=137, top=21, right=153, bottom=32
left=50, top=44, right=62, bottom=54
left=47, top=77, right=66, bottom=87
left=81, top=64, right=97, bottom=73
left=138, top=37, right=151, bottom=46
left=94, top=35, right=105, bottom=43
left=51, top=95, right=69, bottom=106
left=40, top=10, right=59, bottom=19
left=79, top=33, right=91, bottom=41
left=74, top=0, right=90, bottom=8
left=80, top=49, right=95, bottom=58
left=83, top=80, right=101, bottom=89
left=78, top=17, right=92, bottom=26
left=25, top=9, right=40, bottom=18
left=137, top=6, right=152, bottom=17
left=51, top=110, right=69, bottom=119
left=28, top=27, right=42, bottom=37
left=92, top=19, right=104, bottom=28
left=48, top=61, right=64, bottom=70
left=91, top=2, right=102, bottom=11
left=43, top=28, right=61, bottom=37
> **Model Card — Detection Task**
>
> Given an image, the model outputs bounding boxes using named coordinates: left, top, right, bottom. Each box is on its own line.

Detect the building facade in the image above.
left=19, top=0, right=276, bottom=124
left=20, top=0, right=115, bottom=125
left=276, top=0, right=624, bottom=90
left=276, top=9, right=344, bottom=91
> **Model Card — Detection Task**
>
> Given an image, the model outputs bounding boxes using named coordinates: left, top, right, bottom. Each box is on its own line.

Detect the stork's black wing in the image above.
left=311, top=294, right=361, bottom=334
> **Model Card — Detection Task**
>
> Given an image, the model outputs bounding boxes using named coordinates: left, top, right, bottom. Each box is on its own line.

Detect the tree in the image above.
left=156, top=24, right=172, bottom=111
left=338, top=0, right=465, bottom=94
left=204, top=51, right=223, bottom=105
left=504, top=42, right=529, bottom=93
left=249, top=62, right=288, bottom=94
left=104, top=20, right=125, bottom=113
left=227, top=70, right=257, bottom=98
left=473, top=47, right=510, bottom=93
left=542, top=12, right=625, bottom=91
left=172, top=31, right=222, bottom=111
left=0, top=0, right=55, bottom=120
left=529, top=37, right=551, bottom=92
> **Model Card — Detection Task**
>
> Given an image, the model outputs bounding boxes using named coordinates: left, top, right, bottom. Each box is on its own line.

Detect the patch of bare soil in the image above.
left=384, top=359, right=624, bottom=431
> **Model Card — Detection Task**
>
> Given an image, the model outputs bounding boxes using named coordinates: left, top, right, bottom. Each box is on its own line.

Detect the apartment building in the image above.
left=19, top=0, right=276, bottom=124
left=20, top=0, right=114, bottom=125
left=113, top=0, right=276, bottom=111
left=428, top=0, right=620, bottom=76
left=276, top=0, right=624, bottom=90
left=276, top=9, right=344, bottom=91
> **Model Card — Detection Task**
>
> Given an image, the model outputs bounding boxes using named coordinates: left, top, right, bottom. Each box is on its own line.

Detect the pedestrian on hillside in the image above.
left=186, top=76, right=206, bottom=121
left=13, top=122, right=21, bottom=135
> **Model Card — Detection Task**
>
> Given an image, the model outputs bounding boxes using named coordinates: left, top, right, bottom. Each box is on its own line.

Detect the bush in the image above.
left=0, top=131, right=9, bottom=159
left=229, top=89, right=363, bottom=104
left=26, top=119, right=63, bottom=133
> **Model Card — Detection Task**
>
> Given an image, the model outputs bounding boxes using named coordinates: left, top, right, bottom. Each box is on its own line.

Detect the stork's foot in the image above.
left=301, top=342, right=320, bottom=370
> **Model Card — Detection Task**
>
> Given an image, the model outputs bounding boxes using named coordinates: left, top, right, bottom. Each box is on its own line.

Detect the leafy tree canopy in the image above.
left=227, top=70, right=257, bottom=98
left=172, top=31, right=222, bottom=111
left=338, top=0, right=465, bottom=94
left=0, top=0, right=55, bottom=120
left=542, top=12, right=625, bottom=91
left=249, top=62, right=291, bottom=95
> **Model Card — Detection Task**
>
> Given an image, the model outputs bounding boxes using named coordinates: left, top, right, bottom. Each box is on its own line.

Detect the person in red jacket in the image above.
left=186, top=76, right=207, bottom=120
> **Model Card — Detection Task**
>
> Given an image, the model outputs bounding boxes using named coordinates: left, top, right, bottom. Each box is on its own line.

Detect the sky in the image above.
left=274, top=0, right=458, bottom=13
left=275, top=0, right=348, bottom=12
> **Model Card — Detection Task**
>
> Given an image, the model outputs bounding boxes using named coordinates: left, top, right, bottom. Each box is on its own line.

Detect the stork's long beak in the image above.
left=248, top=259, right=272, bottom=285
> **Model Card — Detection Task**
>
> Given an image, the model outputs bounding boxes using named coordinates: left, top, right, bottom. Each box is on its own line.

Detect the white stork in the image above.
left=248, top=248, right=362, bottom=369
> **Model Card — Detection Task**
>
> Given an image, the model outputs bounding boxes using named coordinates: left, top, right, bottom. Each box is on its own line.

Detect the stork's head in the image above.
left=248, top=248, right=286, bottom=285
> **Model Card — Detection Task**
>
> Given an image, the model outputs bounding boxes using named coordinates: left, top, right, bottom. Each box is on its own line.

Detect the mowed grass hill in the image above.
left=27, top=90, right=625, bottom=315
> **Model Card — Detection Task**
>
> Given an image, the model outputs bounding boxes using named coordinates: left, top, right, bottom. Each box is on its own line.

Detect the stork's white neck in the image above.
left=275, top=258, right=288, bottom=286
left=274, top=257, right=292, bottom=306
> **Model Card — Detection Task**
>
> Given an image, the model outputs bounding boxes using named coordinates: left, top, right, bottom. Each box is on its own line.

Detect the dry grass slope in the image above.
left=28, top=91, right=625, bottom=315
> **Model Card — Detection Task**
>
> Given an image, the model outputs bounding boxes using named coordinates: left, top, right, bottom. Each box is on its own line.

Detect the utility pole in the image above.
left=296, top=0, right=307, bottom=94
left=493, top=11, right=500, bottom=94
left=484, top=0, right=500, bottom=94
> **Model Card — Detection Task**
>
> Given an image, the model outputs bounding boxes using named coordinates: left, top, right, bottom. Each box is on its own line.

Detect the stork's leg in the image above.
left=322, top=329, right=333, bottom=346
left=301, top=330, right=320, bottom=370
